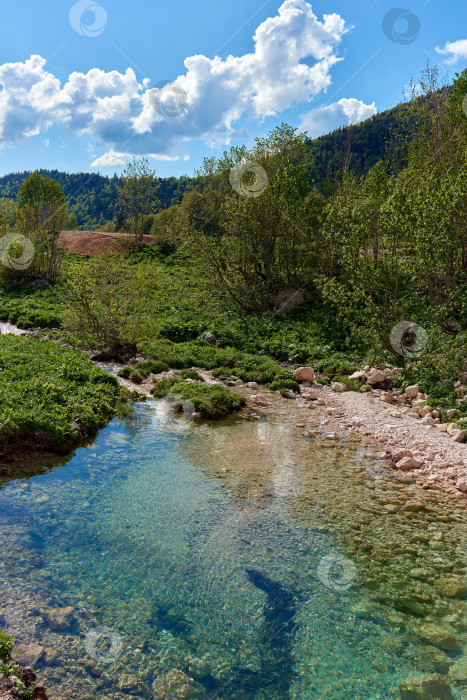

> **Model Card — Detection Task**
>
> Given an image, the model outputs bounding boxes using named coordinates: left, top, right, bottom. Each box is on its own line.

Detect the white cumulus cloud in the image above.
left=0, top=0, right=352, bottom=165
left=298, top=98, right=377, bottom=138
left=436, top=38, right=467, bottom=65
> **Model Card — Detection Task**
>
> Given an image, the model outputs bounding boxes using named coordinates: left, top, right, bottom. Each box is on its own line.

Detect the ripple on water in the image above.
left=0, top=397, right=465, bottom=699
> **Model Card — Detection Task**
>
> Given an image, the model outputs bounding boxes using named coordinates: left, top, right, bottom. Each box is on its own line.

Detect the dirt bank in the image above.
left=58, top=230, right=155, bottom=256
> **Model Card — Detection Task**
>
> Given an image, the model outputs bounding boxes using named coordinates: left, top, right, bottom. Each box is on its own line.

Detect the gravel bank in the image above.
left=297, top=383, right=467, bottom=501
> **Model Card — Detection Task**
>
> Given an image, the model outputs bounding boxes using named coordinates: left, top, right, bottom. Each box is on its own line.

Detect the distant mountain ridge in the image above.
left=0, top=101, right=407, bottom=229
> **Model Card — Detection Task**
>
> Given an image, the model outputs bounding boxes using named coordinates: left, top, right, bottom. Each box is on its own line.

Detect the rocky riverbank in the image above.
left=102, top=357, right=467, bottom=501
left=288, top=364, right=466, bottom=501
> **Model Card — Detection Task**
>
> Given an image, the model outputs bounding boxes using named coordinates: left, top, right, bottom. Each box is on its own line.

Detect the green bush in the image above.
left=135, top=360, right=170, bottom=376
left=153, top=381, right=246, bottom=419
left=151, top=377, right=182, bottom=397
left=211, top=367, right=234, bottom=379
left=117, top=366, right=132, bottom=378
left=0, top=629, right=14, bottom=661
left=129, top=370, right=143, bottom=384
left=268, top=378, right=300, bottom=392
left=180, top=369, right=204, bottom=381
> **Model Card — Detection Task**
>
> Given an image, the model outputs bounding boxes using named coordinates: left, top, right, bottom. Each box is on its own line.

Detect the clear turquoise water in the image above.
left=0, top=398, right=466, bottom=699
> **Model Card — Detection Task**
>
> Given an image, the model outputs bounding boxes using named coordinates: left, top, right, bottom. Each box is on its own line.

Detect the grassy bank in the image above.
left=0, top=334, right=138, bottom=457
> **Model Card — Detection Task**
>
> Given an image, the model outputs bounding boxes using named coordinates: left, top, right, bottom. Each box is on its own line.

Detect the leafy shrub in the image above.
left=118, top=366, right=132, bottom=378
left=0, top=629, right=14, bottom=661
left=152, top=381, right=246, bottom=419
left=151, top=377, right=182, bottom=397
left=268, top=378, right=300, bottom=392
left=145, top=339, right=240, bottom=370
left=159, top=322, right=203, bottom=342
left=232, top=355, right=294, bottom=384
left=180, top=369, right=204, bottom=381
left=136, top=360, right=170, bottom=375
left=211, top=367, right=234, bottom=379
left=314, top=354, right=360, bottom=379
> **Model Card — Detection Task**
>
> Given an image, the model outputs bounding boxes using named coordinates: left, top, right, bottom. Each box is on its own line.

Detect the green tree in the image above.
left=64, top=256, right=159, bottom=357
left=118, top=158, right=159, bottom=243
left=181, top=124, right=323, bottom=311
left=17, top=170, right=67, bottom=233
left=16, top=171, right=68, bottom=283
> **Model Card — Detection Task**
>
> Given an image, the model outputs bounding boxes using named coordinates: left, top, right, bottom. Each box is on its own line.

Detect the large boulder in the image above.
left=348, top=370, right=367, bottom=381
left=331, top=382, right=346, bottom=392
left=27, top=279, right=49, bottom=289
left=201, top=332, right=217, bottom=345
left=293, top=366, right=315, bottom=383
left=366, top=370, right=385, bottom=385
left=395, top=457, right=422, bottom=471
left=274, top=289, right=305, bottom=314
left=405, top=385, right=419, bottom=399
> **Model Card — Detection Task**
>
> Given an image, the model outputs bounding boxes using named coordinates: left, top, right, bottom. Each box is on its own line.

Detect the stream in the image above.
left=0, top=326, right=466, bottom=699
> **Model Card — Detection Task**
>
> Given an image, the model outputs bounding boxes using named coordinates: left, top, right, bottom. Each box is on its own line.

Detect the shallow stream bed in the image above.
left=0, top=395, right=466, bottom=699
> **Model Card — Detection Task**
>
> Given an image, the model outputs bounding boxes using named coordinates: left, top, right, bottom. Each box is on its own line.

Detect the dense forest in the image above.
left=0, top=170, right=194, bottom=230
left=0, top=98, right=413, bottom=230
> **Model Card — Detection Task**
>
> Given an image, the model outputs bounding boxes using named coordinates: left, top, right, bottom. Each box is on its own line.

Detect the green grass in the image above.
left=0, top=335, right=137, bottom=450
left=332, top=375, right=362, bottom=392
left=151, top=379, right=246, bottom=419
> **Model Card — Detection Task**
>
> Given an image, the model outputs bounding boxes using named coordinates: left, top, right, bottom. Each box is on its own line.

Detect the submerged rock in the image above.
left=15, top=642, right=44, bottom=666
left=43, top=606, right=76, bottom=630
left=187, top=658, right=212, bottom=680
left=153, top=668, right=206, bottom=699
left=434, top=576, right=467, bottom=599
left=250, top=395, right=268, bottom=407
left=417, top=623, right=458, bottom=651
left=399, top=673, right=454, bottom=699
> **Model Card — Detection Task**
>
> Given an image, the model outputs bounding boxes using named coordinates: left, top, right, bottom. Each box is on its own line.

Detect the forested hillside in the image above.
left=0, top=170, right=194, bottom=230
left=0, top=99, right=414, bottom=229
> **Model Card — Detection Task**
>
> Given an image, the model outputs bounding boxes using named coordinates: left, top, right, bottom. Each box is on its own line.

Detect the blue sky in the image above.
left=0, top=0, right=465, bottom=178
